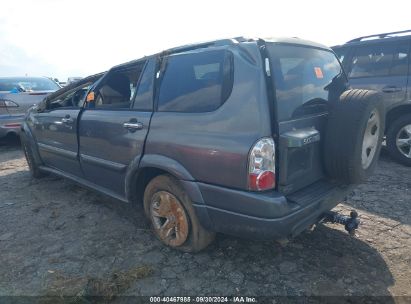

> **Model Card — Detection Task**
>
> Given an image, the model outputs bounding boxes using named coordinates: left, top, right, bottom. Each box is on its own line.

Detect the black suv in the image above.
left=21, top=37, right=384, bottom=252
left=333, top=30, right=411, bottom=166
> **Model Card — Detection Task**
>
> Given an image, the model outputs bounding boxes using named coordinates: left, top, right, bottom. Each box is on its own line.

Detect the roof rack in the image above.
left=347, top=29, right=411, bottom=43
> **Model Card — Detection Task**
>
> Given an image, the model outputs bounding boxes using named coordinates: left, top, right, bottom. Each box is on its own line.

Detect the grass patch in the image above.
left=42, top=265, right=153, bottom=303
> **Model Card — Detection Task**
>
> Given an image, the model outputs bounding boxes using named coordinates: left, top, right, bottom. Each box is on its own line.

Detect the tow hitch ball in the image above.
left=322, top=210, right=360, bottom=236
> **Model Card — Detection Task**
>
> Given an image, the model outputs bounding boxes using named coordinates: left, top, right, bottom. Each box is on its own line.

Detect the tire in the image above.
left=21, top=139, right=46, bottom=179
left=143, top=174, right=215, bottom=252
left=386, top=114, right=411, bottom=166
left=324, top=89, right=385, bottom=184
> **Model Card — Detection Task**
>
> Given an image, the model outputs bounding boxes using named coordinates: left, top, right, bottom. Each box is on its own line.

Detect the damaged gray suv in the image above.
left=21, top=37, right=384, bottom=252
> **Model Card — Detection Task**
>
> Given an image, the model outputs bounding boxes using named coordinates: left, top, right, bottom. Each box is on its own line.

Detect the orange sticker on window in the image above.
left=86, top=92, right=95, bottom=102
left=314, top=67, right=324, bottom=79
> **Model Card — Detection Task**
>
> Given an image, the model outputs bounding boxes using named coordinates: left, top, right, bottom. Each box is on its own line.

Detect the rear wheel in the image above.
left=386, top=114, right=411, bottom=166
left=143, top=174, right=215, bottom=252
left=324, top=89, right=385, bottom=183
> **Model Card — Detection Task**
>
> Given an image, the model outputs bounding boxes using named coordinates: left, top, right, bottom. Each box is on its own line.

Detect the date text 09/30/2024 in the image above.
left=149, top=296, right=257, bottom=303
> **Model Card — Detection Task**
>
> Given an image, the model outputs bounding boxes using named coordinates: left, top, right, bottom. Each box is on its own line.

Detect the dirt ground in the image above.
left=0, top=139, right=410, bottom=302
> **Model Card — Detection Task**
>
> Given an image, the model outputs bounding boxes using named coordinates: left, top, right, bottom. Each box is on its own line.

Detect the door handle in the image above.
left=123, top=122, right=144, bottom=131
left=382, top=86, right=402, bottom=93
left=61, top=117, right=74, bottom=124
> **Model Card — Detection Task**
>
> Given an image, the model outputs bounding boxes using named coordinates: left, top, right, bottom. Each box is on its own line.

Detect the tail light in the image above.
left=0, top=99, right=19, bottom=108
left=248, top=137, right=276, bottom=191
left=4, top=123, right=21, bottom=128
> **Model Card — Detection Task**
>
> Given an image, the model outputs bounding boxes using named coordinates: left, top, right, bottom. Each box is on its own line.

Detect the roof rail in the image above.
left=110, top=37, right=254, bottom=70
left=165, top=37, right=245, bottom=55
left=347, top=29, right=411, bottom=43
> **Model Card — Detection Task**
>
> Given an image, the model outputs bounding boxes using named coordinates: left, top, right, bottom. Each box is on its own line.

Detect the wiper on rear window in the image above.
left=324, top=71, right=344, bottom=91
left=291, top=98, right=328, bottom=119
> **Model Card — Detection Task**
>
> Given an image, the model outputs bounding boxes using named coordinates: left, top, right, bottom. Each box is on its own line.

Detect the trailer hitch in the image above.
left=322, top=210, right=360, bottom=236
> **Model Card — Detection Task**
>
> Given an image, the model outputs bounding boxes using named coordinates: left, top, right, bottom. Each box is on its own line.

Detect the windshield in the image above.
left=0, top=77, right=60, bottom=92
left=268, top=44, right=345, bottom=121
left=332, top=47, right=348, bottom=62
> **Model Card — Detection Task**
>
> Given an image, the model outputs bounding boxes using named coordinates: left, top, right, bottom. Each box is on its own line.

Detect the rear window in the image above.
left=158, top=50, right=233, bottom=112
left=268, top=44, right=344, bottom=121
left=0, top=77, right=60, bottom=92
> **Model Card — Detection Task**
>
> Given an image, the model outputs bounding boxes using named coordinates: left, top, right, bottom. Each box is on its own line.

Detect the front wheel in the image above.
left=143, top=174, right=215, bottom=252
left=22, top=139, right=46, bottom=179
left=386, top=114, right=411, bottom=166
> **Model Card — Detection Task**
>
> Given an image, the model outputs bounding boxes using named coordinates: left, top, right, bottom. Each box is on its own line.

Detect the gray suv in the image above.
left=21, top=37, right=384, bottom=252
left=333, top=29, right=411, bottom=166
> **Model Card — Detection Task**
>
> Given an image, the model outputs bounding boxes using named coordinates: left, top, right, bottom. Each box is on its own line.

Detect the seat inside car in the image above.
left=97, top=73, right=131, bottom=108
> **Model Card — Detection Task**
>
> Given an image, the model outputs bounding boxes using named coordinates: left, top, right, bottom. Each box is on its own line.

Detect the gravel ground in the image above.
left=0, top=140, right=410, bottom=302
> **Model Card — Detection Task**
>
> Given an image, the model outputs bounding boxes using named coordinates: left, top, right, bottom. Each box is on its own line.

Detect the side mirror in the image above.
left=37, top=99, right=47, bottom=112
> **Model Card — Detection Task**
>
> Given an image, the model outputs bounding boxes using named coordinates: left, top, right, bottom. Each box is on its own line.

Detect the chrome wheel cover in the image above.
left=395, top=124, right=411, bottom=159
left=361, top=109, right=380, bottom=169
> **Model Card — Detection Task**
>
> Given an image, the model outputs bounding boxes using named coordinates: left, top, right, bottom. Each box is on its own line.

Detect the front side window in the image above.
left=47, top=83, right=92, bottom=110
left=158, top=50, right=233, bottom=112
left=268, top=44, right=344, bottom=121
left=349, top=43, right=409, bottom=78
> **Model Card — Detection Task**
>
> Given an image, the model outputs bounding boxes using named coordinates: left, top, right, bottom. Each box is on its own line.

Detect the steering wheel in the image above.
left=66, top=94, right=77, bottom=107
left=17, top=84, right=26, bottom=92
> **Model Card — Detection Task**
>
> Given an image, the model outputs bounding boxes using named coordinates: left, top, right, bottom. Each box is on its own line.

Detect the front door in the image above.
left=31, top=83, right=93, bottom=177
left=78, top=59, right=156, bottom=196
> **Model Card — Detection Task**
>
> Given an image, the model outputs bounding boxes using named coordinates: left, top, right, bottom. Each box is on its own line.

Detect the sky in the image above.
left=1, top=0, right=410, bottom=82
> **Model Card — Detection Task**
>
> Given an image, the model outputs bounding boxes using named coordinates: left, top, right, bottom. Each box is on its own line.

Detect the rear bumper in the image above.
left=184, top=180, right=351, bottom=240
left=0, top=114, right=24, bottom=138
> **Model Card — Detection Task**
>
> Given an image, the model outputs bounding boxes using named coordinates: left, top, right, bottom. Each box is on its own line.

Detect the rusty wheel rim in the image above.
left=150, top=191, right=189, bottom=247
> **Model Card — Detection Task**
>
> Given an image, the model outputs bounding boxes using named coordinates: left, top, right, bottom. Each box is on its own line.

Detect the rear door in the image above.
left=266, top=43, right=347, bottom=194
left=78, top=58, right=156, bottom=196
left=343, top=41, right=410, bottom=111
left=31, top=83, right=92, bottom=176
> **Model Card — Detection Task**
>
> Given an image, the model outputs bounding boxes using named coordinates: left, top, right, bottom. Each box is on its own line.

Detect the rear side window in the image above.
left=349, top=43, right=409, bottom=78
left=158, top=50, right=233, bottom=112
